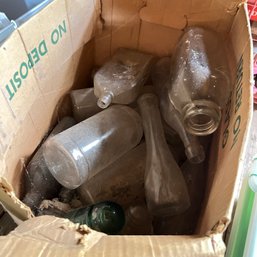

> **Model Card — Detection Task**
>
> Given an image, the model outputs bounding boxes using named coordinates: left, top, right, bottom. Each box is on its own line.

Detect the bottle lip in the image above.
left=97, top=92, right=113, bottom=109
left=183, top=100, right=221, bottom=136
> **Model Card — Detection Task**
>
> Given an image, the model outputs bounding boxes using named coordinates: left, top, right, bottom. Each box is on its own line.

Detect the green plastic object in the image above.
left=65, top=201, right=125, bottom=235
left=243, top=194, right=257, bottom=257
left=225, top=179, right=255, bottom=257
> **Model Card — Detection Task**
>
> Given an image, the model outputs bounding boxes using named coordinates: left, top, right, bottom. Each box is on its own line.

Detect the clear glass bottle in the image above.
left=137, top=93, right=190, bottom=217
left=43, top=105, right=143, bottom=189
left=22, top=117, right=76, bottom=213
left=77, top=143, right=146, bottom=210
left=153, top=160, right=206, bottom=235
left=94, top=48, right=154, bottom=109
left=168, top=27, right=231, bottom=136
left=70, top=88, right=102, bottom=122
left=152, top=57, right=205, bottom=164
left=121, top=204, right=153, bottom=235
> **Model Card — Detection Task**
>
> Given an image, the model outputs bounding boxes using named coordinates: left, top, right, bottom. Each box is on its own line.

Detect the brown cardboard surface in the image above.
left=139, top=0, right=240, bottom=32
left=198, top=4, right=253, bottom=235
left=0, top=0, right=252, bottom=256
left=0, top=216, right=226, bottom=257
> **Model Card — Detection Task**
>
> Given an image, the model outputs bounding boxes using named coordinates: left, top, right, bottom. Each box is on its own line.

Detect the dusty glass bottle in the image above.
left=137, top=93, right=190, bottom=217
left=168, top=27, right=231, bottom=136
left=39, top=201, right=125, bottom=235
left=43, top=105, right=143, bottom=189
left=70, top=88, right=102, bottom=122
left=77, top=143, right=146, bottom=210
left=22, top=117, right=76, bottom=213
left=152, top=57, right=205, bottom=163
left=153, top=160, right=207, bottom=235
left=121, top=204, right=153, bottom=235
left=94, top=48, right=154, bottom=109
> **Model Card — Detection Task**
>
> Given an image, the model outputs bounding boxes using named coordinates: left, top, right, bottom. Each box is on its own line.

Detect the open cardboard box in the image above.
left=0, top=0, right=253, bottom=256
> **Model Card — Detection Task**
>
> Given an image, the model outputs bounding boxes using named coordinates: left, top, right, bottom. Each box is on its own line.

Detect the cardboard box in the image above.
left=0, top=0, right=253, bottom=256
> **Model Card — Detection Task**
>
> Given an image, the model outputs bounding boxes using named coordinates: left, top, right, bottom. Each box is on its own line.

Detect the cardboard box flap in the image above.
left=0, top=177, right=33, bottom=224
left=198, top=4, right=253, bottom=234
left=0, top=0, right=99, bottom=193
left=0, top=215, right=226, bottom=257
left=139, top=0, right=244, bottom=32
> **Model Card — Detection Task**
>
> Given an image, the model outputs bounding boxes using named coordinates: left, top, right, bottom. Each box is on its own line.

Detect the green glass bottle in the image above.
left=63, top=201, right=125, bottom=235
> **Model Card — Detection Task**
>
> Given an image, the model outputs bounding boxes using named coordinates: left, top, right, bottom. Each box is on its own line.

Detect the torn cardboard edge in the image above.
left=0, top=215, right=225, bottom=257
left=0, top=177, right=34, bottom=224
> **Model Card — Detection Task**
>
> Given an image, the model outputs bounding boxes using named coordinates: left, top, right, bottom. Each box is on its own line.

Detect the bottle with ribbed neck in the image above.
left=152, top=57, right=205, bottom=164
left=138, top=93, right=190, bottom=217
left=168, top=27, right=231, bottom=136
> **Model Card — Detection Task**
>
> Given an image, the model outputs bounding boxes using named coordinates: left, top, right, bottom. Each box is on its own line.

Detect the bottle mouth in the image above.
left=183, top=100, right=221, bottom=136
left=97, top=92, right=113, bottom=109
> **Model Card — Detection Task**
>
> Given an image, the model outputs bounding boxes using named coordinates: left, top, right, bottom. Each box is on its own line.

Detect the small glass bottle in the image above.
left=77, top=143, right=146, bottom=210
left=94, top=48, right=154, bottom=109
left=43, top=105, right=143, bottom=189
left=121, top=204, right=153, bottom=235
left=152, top=57, right=205, bottom=164
left=22, top=117, right=76, bottom=213
left=70, top=88, right=102, bottom=122
left=168, top=27, right=231, bottom=136
left=137, top=93, right=190, bottom=217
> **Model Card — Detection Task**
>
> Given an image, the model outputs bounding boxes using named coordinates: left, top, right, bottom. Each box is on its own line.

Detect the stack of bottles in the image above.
left=21, top=27, right=231, bottom=235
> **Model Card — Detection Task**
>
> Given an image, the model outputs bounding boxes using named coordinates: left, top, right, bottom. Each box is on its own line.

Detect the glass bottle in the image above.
left=121, top=204, right=153, bottom=235
left=70, top=88, right=102, bottom=122
left=94, top=48, right=154, bottom=109
left=43, top=105, right=143, bottom=189
left=153, top=160, right=206, bottom=235
left=77, top=143, right=146, bottom=210
left=168, top=27, right=231, bottom=136
left=39, top=201, right=125, bottom=235
left=137, top=93, right=190, bottom=217
left=22, top=117, right=76, bottom=213
left=152, top=57, right=205, bottom=164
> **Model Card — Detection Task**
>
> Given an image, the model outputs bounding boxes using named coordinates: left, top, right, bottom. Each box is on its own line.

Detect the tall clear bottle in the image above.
left=152, top=57, right=205, bottom=163
left=22, top=117, right=76, bottom=213
left=153, top=160, right=207, bottom=235
left=77, top=143, right=146, bottom=210
left=167, top=27, right=231, bottom=136
left=43, top=105, right=143, bottom=189
left=138, top=93, right=190, bottom=217
left=94, top=48, right=154, bottom=109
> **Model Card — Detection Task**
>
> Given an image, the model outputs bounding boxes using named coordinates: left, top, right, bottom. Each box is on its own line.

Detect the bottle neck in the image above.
left=97, top=92, right=113, bottom=109
left=183, top=99, right=221, bottom=136
left=138, top=94, right=167, bottom=148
